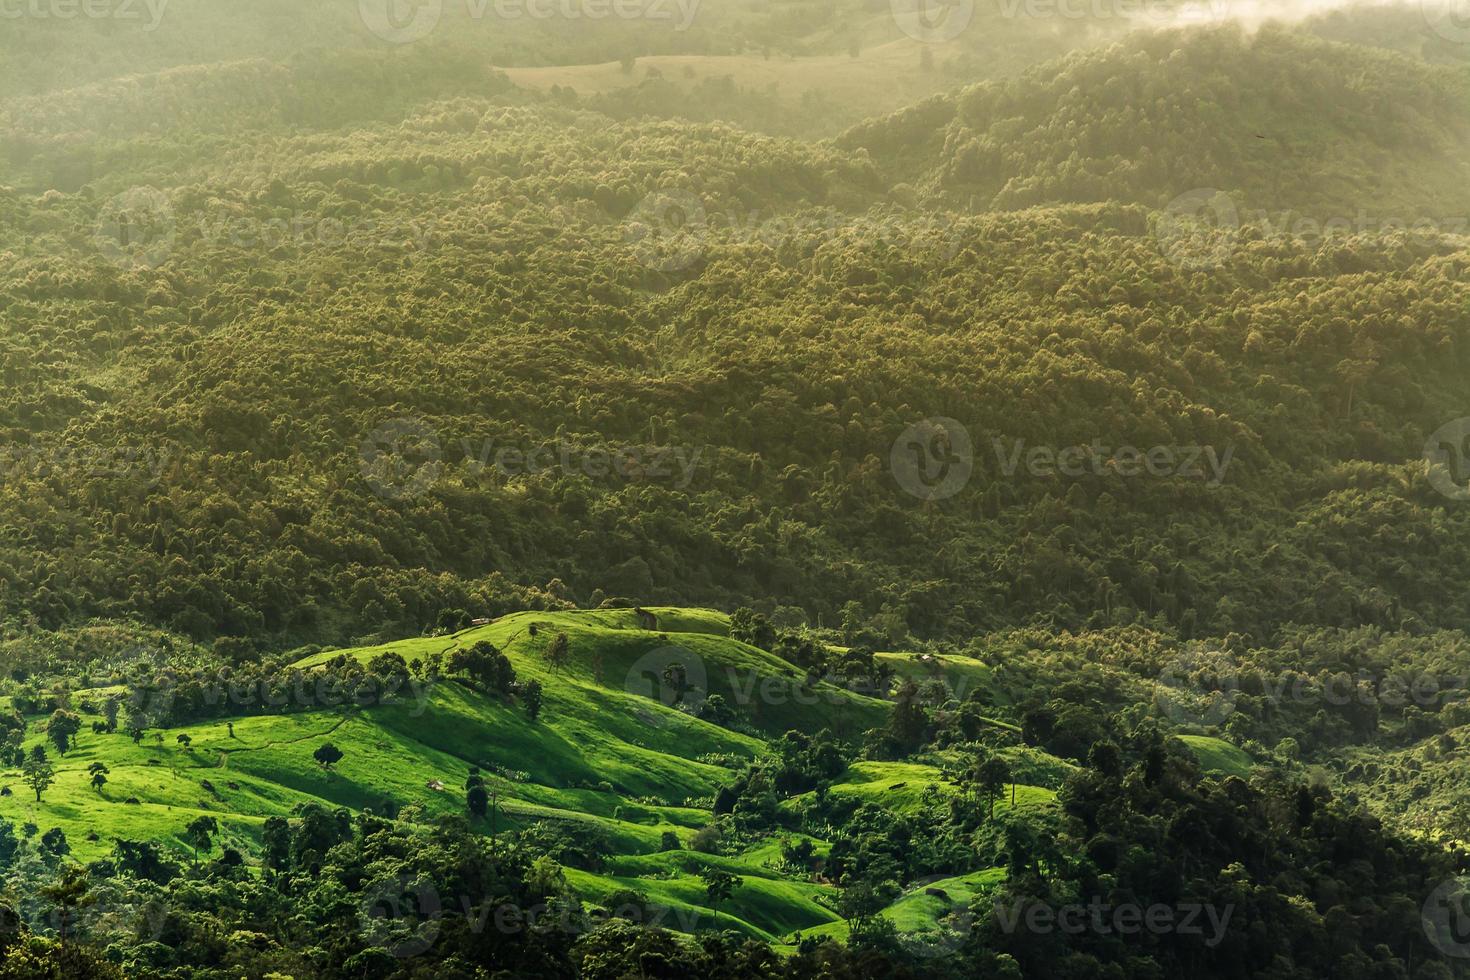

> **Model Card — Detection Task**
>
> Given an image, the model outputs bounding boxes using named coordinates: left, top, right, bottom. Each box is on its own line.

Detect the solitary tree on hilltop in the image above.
left=23, top=752, right=54, bottom=803
left=544, top=632, right=570, bottom=672
left=313, top=742, right=344, bottom=770
left=184, top=815, right=218, bottom=867
left=467, top=783, right=489, bottom=820
left=524, top=680, right=544, bottom=722
left=46, top=710, right=81, bottom=756
left=974, top=754, right=1012, bottom=821
left=699, top=867, right=739, bottom=929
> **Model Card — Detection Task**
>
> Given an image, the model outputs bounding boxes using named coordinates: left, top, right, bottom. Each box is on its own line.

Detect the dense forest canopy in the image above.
left=0, top=25, right=1468, bottom=650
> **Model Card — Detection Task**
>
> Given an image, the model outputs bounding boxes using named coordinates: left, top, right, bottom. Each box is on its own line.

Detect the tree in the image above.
left=523, top=680, right=544, bottom=722
left=837, top=877, right=888, bottom=927
left=698, top=694, right=733, bottom=726
left=699, top=867, right=739, bottom=928
left=467, top=783, right=489, bottom=820
left=368, top=651, right=411, bottom=689
left=448, top=641, right=517, bottom=694
left=88, top=762, right=109, bottom=795
left=130, top=727, right=145, bottom=745
left=436, top=608, right=471, bottom=633
left=39, top=826, right=68, bottom=858
left=176, top=733, right=192, bottom=750
left=887, top=680, right=929, bottom=749
left=22, top=752, right=54, bottom=803
left=46, top=710, right=81, bottom=756
left=730, top=608, right=776, bottom=650
left=37, top=865, right=89, bottom=942
left=313, top=742, right=344, bottom=770
left=261, top=816, right=291, bottom=876
left=102, top=696, right=120, bottom=733
left=661, top=662, right=690, bottom=704
left=112, top=839, right=178, bottom=885
left=466, top=765, right=490, bottom=819
left=184, top=815, right=218, bottom=867
left=544, top=632, right=570, bottom=671
left=0, top=820, right=17, bottom=870
left=974, top=753, right=1012, bottom=820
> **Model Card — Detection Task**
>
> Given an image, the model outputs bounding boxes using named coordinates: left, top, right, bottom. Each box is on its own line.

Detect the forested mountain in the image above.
left=3, top=8, right=1470, bottom=979
left=843, top=25, right=1470, bottom=216
left=0, top=25, right=1467, bottom=651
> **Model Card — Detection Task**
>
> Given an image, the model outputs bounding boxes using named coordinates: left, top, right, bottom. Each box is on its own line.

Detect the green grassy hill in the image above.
left=1178, top=734, right=1254, bottom=777
left=0, top=607, right=1059, bottom=945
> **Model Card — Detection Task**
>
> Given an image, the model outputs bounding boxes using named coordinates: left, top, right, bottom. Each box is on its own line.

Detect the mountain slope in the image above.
left=842, top=24, right=1470, bottom=218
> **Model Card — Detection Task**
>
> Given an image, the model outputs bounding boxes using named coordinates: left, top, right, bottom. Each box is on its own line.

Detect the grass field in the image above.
left=0, top=607, right=1059, bottom=941
left=787, top=866, right=1009, bottom=947
left=1179, top=735, right=1255, bottom=777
